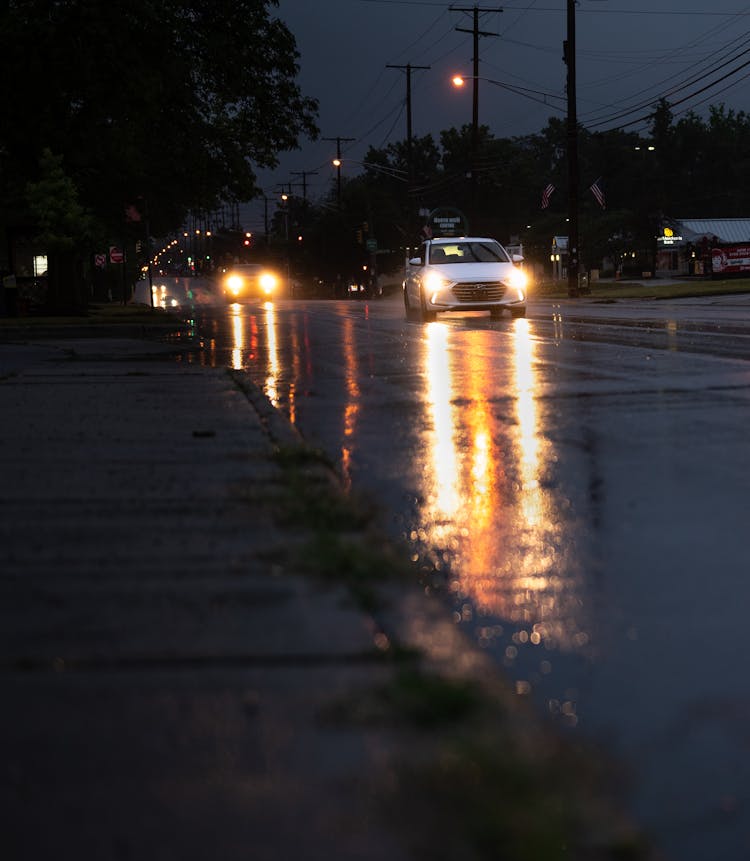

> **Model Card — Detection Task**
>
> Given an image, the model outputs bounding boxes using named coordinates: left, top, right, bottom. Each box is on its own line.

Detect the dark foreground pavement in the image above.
left=0, top=331, right=651, bottom=861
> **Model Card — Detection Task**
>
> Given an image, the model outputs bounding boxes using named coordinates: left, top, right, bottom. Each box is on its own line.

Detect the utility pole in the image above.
left=565, top=0, right=581, bottom=297
left=387, top=63, right=430, bottom=242
left=276, top=183, right=293, bottom=242
left=451, top=5, right=502, bottom=228
left=290, top=170, right=317, bottom=205
left=386, top=63, right=430, bottom=189
left=291, top=170, right=317, bottom=240
left=323, top=136, right=355, bottom=208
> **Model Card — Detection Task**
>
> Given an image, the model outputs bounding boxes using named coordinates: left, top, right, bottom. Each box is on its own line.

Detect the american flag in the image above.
left=541, top=183, right=555, bottom=209
left=124, top=203, right=142, bottom=223
left=590, top=177, right=605, bottom=209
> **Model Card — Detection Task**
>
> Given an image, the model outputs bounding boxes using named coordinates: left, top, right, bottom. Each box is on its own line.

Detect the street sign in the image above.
left=366, top=238, right=377, bottom=252
left=428, top=206, right=469, bottom=237
left=94, top=254, right=107, bottom=268
left=109, top=246, right=124, bottom=264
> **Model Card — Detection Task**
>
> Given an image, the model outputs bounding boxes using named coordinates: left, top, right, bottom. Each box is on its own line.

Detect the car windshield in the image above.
left=429, top=241, right=509, bottom=264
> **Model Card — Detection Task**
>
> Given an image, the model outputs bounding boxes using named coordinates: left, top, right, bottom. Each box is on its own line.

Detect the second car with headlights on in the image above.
left=403, top=237, right=527, bottom=321
left=220, top=264, right=281, bottom=301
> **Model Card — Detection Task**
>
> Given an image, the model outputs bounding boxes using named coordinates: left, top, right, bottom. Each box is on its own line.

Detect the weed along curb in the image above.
left=230, top=368, right=655, bottom=860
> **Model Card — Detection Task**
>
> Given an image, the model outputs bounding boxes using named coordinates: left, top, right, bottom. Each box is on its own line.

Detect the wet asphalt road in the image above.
left=151, top=278, right=750, bottom=860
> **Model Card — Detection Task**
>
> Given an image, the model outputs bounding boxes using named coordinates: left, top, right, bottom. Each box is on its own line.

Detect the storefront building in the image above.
left=656, top=218, right=750, bottom=277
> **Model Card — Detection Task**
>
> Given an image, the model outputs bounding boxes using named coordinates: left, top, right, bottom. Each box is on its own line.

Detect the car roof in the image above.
left=431, top=236, right=497, bottom=243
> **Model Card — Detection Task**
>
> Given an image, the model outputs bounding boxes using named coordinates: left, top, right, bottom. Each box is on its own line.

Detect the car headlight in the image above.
left=507, top=269, right=529, bottom=301
left=507, top=267, right=527, bottom=295
left=259, top=272, right=278, bottom=295
left=423, top=271, right=447, bottom=300
left=226, top=274, right=244, bottom=294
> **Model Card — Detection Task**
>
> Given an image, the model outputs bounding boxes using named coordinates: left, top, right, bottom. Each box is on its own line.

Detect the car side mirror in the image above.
left=512, top=254, right=524, bottom=264
left=409, top=257, right=422, bottom=266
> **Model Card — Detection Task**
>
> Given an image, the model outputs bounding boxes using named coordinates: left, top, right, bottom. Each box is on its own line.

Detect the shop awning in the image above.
left=674, top=218, right=750, bottom=244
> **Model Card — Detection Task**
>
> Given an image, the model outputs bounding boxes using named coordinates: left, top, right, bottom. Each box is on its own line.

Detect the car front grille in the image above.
left=451, top=281, right=507, bottom=303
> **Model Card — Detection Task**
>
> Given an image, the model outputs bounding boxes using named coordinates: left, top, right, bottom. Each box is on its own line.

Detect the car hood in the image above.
left=426, top=261, right=517, bottom=281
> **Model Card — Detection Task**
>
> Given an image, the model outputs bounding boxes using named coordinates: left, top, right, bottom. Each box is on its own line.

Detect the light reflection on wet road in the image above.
left=171, top=285, right=750, bottom=861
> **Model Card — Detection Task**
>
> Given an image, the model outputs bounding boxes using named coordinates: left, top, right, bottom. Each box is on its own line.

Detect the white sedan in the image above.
left=403, top=237, right=527, bottom=321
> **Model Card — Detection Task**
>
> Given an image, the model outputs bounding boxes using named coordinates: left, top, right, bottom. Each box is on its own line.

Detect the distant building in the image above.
left=657, top=218, right=750, bottom=277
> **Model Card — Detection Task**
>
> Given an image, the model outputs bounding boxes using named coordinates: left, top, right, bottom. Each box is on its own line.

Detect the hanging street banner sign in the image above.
left=428, top=207, right=469, bottom=238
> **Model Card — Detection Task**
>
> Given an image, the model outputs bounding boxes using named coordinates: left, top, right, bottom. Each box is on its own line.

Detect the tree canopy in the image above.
left=275, top=100, right=750, bottom=285
left=0, top=0, right=319, bottom=238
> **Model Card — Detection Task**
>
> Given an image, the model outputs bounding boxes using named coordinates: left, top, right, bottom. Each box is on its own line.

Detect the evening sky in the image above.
left=246, top=1, right=750, bottom=229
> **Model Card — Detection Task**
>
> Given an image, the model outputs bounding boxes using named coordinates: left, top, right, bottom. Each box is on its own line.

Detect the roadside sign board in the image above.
left=109, top=246, right=125, bottom=264
left=428, top=207, right=469, bottom=237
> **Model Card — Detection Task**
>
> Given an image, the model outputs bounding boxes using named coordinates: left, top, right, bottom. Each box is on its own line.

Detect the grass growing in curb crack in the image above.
left=270, top=437, right=652, bottom=859
left=327, top=665, right=650, bottom=860
left=394, top=733, right=648, bottom=861
left=271, top=442, right=412, bottom=611
left=272, top=443, right=371, bottom=532
left=326, top=667, right=485, bottom=729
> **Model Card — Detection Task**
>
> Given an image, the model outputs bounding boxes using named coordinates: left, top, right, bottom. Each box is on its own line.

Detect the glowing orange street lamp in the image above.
left=451, top=75, right=466, bottom=88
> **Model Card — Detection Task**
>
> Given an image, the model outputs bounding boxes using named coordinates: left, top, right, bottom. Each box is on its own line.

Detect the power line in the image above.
left=585, top=37, right=750, bottom=129
left=358, top=0, right=750, bottom=12
left=580, top=10, right=750, bottom=125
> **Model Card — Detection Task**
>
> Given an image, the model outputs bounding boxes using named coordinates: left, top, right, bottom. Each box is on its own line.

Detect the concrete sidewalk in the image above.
left=0, top=334, right=649, bottom=860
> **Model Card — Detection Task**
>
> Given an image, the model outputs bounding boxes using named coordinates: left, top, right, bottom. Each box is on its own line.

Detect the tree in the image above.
left=25, top=148, right=96, bottom=310
left=0, top=0, right=318, bottom=305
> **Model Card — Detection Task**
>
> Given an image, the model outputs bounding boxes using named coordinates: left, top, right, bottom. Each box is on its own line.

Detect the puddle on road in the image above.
left=177, top=305, right=599, bottom=726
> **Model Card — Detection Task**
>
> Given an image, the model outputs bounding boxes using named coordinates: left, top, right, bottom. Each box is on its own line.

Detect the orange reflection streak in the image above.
left=417, top=319, right=586, bottom=662
left=509, top=318, right=584, bottom=655
left=424, top=322, right=460, bottom=520
left=264, top=302, right=279, bottom=406
left=341, top=317, right=361, bottom=489
left=230, top=305, right=244, bottom=369
left=513, top=318, right=542, bottom=528
left=458, top=341, right=503, bottom=604
left=288, top=324, right=300, bottom=426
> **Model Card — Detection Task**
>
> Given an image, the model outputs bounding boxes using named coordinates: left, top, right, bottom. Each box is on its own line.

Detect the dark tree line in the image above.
left=282, top=99, right=750, bottom=283
left=0, top=0, right=318, bottom=309
left=4, top=0, right=750, bottom=303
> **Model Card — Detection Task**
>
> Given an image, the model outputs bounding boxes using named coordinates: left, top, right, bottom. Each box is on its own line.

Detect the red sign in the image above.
left=109, top=246, right=125, bottom=264
left=94, top=253, right=107, bottom=268
left=712, top=245, right=750, bottom=274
